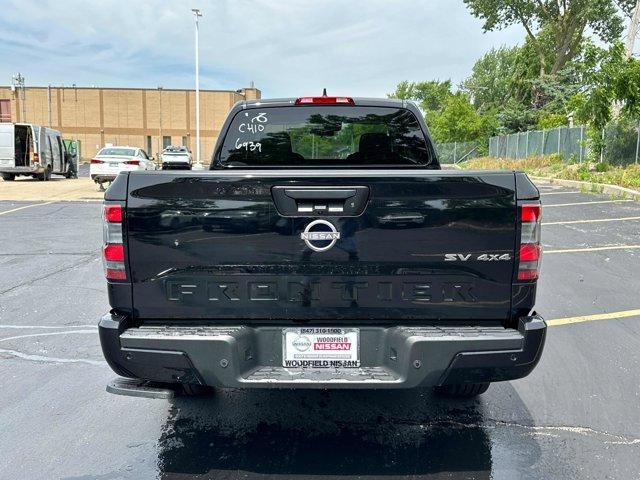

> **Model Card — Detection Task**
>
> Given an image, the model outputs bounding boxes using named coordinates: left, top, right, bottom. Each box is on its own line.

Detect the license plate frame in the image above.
left=282, top=327, right=360, bottom=368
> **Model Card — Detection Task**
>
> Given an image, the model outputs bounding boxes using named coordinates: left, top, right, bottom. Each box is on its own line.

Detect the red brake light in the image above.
left=295, top=97, right=355, bottom=105
left=521, top=204, right=541, bottom=223
left=520, top=243, right=541, bottom=262
left=103, top=244, right=124, bottom=262
left=124, top=159, right=140, bottom=165
left=518, top=269, right=539, bottom=281
left=91, top=159, right=103, bottom=164
left=518, top=203, right=542, bottom=282
left=102, top=202, right=126, bottom=281
left=106, top=268, right=127, bottom=280
left=103, top=205, right=122, bottom=223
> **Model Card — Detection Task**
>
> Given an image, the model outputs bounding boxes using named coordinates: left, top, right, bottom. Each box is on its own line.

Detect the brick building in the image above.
left=0, top=85, right=261, bottom=161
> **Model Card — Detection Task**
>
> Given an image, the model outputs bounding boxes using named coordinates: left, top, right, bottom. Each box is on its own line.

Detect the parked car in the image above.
left=99, top=96, right=545, bottom=399
left=90, top=146, right=155, bottom=189
left=0, top=123, right=76, bottom=181
left=161, top=146, right=192, bottom=170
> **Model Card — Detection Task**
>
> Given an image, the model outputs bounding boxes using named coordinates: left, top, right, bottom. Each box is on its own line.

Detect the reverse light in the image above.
left=518, top=203, right=542, bottom=281
left=102, top=203, right=126, bottom=280
left=295, top=97, right=355, bottom=105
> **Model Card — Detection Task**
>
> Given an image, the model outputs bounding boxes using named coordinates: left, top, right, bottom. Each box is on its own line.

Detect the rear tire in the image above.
left=434, top=382, right=490, bottom=398
left=1, top=173, right=15, bottom=181
left=181, top=384, right=215, bottom=396
left=37, top=168, right=51, bottom=181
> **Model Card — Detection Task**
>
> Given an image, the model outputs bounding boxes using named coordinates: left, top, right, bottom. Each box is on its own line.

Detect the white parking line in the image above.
left=545, top=245, right=640, bottom=254
left=545, top=200, right=635, bottom=208
left=545, top=216, right=640, bottom=225
left=540, top=191, right=582, bottom=195
left=0, top=201, right=56, bottom=216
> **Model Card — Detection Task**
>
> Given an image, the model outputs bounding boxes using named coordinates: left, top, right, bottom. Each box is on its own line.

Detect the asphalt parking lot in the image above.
left=0, top=182, right=639, bottom=479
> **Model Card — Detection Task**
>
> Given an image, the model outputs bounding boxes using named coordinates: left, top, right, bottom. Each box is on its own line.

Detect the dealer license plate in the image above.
left=283, top=327, right=360, bottom=368
left=109, top=162, right=119, bottom=167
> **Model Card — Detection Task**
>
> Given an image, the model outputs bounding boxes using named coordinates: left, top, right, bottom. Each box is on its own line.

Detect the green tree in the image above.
left=388, top=80, right=453, bottom=112
left=463, top=0, right=635, bottom=76
left=430, top=93, right=498, bottom=143
left=461, top=46, right=521, bottom=111
left=577, top=42, right=640, bottom=130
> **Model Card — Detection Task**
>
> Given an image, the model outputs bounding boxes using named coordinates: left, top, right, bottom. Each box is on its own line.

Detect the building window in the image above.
left=182, top=136, right=188, bottom=148
left=146, top=136, right=152, bottom=155
left=0, top=99, right=11, bottom=123
left=163, top=136, right=172, bottom=149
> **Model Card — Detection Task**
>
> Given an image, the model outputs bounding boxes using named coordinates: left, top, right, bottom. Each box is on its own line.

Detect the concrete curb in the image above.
left=530, top=176, right=640, bottom=200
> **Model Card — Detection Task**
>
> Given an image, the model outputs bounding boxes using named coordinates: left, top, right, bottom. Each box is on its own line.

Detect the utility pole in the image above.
left=12, top=73, right=26, bottom=121
left=158, top=86, right=163, bottom=155
left=47, top=85, right=52, bottom=127
left=192, top=8, right=203, bottom=169
left=626, top=0, right=640, bottom=58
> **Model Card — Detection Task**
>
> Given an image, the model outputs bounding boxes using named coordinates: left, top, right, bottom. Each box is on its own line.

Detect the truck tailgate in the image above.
left=125, top=170, right=517, bottom=321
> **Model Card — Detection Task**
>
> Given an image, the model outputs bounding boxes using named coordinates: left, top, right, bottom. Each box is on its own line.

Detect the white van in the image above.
left=0, top=123, right=76, bottom=181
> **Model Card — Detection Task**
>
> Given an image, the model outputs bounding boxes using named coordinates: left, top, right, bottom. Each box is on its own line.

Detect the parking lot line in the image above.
left=540, top=191, right=582, bottom=195
left=0, top=201, right=56, bottom=216
left=547, top=308, right=640, bottom=327
left=545, top=216, right=640, bottom=225
left=544, top=200, right=635, bottom=208
left=545, top=245, right=640, bottom=254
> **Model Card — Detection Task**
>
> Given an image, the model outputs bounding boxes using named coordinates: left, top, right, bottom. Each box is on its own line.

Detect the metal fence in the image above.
left=436, top=141, right=480, bottom=164
left=602, top=122, right=640, bottom=166
left=489, top=123, right=640, bottom=165
left=489, top=126, right=587, bottom=162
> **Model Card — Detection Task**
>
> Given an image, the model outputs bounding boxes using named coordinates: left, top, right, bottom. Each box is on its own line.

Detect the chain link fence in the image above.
left=602, top=121, right=640, bottom=166
left=489, top=123, right=640, bottom=165
left=435, top=141, right=480, bottom=164
left=489, top=126, right=588, bottom=162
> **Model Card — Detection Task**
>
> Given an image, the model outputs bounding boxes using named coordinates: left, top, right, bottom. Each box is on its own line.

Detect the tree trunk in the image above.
left=626, top=0, right=640, bottom=58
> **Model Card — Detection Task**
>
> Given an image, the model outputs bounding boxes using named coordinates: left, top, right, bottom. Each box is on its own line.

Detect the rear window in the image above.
left=98, top=148, right=136, bottom=157
left=217, top=106, right=434, bottom=167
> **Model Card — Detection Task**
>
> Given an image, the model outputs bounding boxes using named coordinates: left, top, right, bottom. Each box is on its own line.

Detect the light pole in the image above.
left=191, top=8, right=203, bottom=169
left=158, top=86, right=163, bottom=156
left=12, top=73, right=26, bottom=122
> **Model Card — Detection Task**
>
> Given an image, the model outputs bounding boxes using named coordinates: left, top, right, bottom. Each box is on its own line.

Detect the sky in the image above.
left=0, top=0, right=578, bottom=98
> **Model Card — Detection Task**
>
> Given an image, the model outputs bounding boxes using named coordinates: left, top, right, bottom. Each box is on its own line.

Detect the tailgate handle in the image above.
left=284, top=188, right=357, bottom=201
left=271, top=186, right=370, bottom=217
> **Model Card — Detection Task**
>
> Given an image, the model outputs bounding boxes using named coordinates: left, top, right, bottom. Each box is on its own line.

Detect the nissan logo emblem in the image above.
left=300, top=220, right=341, bottom=252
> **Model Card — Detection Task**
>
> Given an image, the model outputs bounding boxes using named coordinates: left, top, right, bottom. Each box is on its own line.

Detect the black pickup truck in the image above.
left=99, top=96, right=545, bottom=399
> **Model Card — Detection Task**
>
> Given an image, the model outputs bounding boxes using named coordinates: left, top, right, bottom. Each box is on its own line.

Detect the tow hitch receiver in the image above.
left=106, top=378, right=176, bottom=399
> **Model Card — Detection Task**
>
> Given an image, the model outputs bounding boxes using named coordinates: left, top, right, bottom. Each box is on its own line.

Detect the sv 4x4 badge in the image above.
left=445, top=253, right=512, bottom=262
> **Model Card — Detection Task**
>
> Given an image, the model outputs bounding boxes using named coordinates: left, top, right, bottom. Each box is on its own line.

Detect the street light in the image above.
left=12, top=73, right=26, bottom=121
left=191, top=8, right=203, bottom=169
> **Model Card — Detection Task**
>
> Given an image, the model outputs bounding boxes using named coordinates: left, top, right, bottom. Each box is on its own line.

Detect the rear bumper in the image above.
left=99, top=314, right=546, bottom=389
left=91, top=174, right=117, bottom=183
left=0, top=166, right=42, bottom=174
left=162, top=162, right=191, bottom=170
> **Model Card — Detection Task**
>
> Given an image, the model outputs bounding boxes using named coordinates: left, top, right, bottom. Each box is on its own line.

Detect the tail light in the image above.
left=518, top=204, right=541, bottom=281
left=295, top=97, right=355, bottom=105
left=91, top=159, right=103, bottom=164
left=102, top=204, right=126, bottom=280
left=124, top=159, right=140, bottom=165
